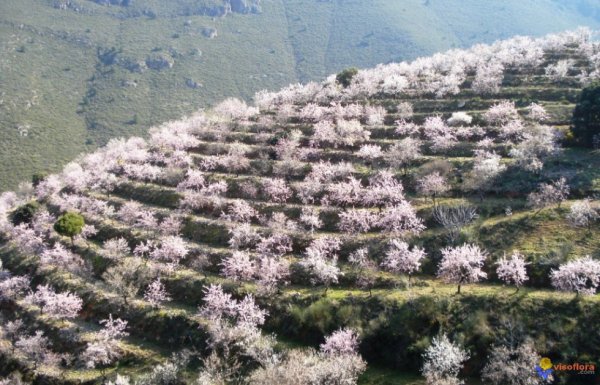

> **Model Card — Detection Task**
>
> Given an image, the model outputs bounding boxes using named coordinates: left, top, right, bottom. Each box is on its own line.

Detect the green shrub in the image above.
left=336, top=67, right=359, bottom=88
left=571, top=82, right=600, bottom=147
left=54, top=212, right=85, bottom=243
left=31, top=172, right=48, bottom=187
left=10, top=201, right=40, bottom=226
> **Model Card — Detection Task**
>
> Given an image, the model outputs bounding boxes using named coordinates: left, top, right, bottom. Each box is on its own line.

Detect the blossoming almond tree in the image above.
left=82, top=315, right=129, bottom=370
left=566, top=198, right=598, bottom=229
left=495, top=251, right=529, bottom=291
left=221, top=251, right=256, bottom=282
left=527, top=177, right=570, bottom=215
left=422, top=334, right=469, bottom=385
left=337, top=209, right=375, bottom=234
left=320, top=328, right=361, bottom=356
left=299, top=237, right=343, bottom=294
left=550, top=256, right=600, bottom=295
left=144, top=278, right=172, bottom=308
left=348, top=247, right=378, bottom=295
left=376, top=202, right=425, bottom=235
left=381, top=240, right=426, bottom=286
left=417, top=172, right=449, bottom=205
left=15, top=331, right=60, bottom=371
left=437, top=244, right=487, bottom=294
left=24, top=284, right=83, bottom=319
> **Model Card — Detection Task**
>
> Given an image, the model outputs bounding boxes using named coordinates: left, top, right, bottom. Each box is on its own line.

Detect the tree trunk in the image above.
left=457, top=283, right=461, bottom=294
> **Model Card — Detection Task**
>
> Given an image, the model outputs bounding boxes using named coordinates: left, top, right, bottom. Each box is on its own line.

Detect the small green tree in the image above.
left=10, top=201, right=40, bottom=226
left=336, top=67, right=359, bottom=88
left=54, top=212, right=85, bottom=244
left=31, top=172, right=48, bottom=187
left=571, top=82, right=600, bottom=148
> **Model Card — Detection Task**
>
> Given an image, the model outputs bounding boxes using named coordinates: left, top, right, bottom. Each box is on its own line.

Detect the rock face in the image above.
left=85, top=0, right=261, bottom=15
left=120, top=58, right=147, bottom=73
left=196, top=0, right=262, bottom=17
left=185, top=78, right=202, bottom=89
left=88, top=0, right=131, bottom=6
left=229, top=0, right=261, bottom=14
left=145, top=53, right=174, bottom=71
left=202, top=27, right=218, bottom=39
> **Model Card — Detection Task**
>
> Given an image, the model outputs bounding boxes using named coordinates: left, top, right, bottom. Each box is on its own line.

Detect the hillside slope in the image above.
left=1, top=30, right=600, bottom=384
left=1, top=0, right=600, bottom=190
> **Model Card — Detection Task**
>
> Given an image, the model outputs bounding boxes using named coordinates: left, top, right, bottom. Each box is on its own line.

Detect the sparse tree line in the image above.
left=255, top=28, right=596, bottom=107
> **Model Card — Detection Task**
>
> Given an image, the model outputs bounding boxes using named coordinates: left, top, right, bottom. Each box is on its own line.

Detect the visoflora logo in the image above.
left=535, top=357, right=596, bottom=382
left=535, top=358, right=554, bottom=381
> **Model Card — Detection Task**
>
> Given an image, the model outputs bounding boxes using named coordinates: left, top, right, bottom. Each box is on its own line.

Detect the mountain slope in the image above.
left=1, top=0, right=600, bottom=190
left=1, top=30, right=600, bottom=384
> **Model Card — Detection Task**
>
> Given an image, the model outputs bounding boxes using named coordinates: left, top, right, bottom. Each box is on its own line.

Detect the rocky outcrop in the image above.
left=230, top=0, right=261, bottom=14
left=145, top=53, right=174, bottom=71
left=185, top=78, right=202, bottom=89
left=185, top=0, right=262, bottom=17
left=87, top=0, right=131, bottom=6
left=201, top=27, right=218, bottom=39
left=119, top=57, right=147, bottom=73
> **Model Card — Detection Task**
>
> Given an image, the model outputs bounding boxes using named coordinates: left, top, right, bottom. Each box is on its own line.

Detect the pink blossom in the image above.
left=381, top=240, right=426, bottom=276
left=25, top=284, right=82, bottom=319
left=357, top=144, right=383, bottom=160
left=255, top=233, right=293, bottom=258
left=199, top=284, right=237, bottom=321
left=144, top=278, right=171, bottom=308
left=364, top=171, right=405, bottom=208
left=228, top=223, right=260, bottom=250
left=437, top=244, right=487, bottom=293
left=0, top=274, right=30, bottom=301
left=325, top=177, right=365, bottom=207
left=221, top=251, right=256, bottom=282
left=220, top=200, right=258, bottom=223
left=160, top=215, right=183, bottom=236
left=262, top=178, right=293, bottom=203
left=527, top=103, right=549, bottom=121
left=40, top=243, right=86, bottom=273
left=320, top=328, right=360, bottom=356
left=150, top=236, right=189, bottom=266
left=101, top=238, right=130, bottom=260
left=484, top=101, right=519, bottom=126
left=337, top=209, right=375, bottom=234
left=417, top=172, right=449, bottom=201
left=551, top=256, right=600, bottom=295
left=496, top=251, right=529, bottom=288
left=213, top=98, right=259, bottom=121
left=255, top=255, right=290, bottom=295
left=376, top=202, right=425, bottom=234
left=299, top=207, right=323, bottom=232
left=384, top=137, right=422, bottom=170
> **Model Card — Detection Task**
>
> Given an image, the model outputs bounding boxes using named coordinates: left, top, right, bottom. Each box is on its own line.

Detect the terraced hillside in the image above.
left=1, top=30, right=600, bottom=384
left=2, top=0, right=600, bottom=191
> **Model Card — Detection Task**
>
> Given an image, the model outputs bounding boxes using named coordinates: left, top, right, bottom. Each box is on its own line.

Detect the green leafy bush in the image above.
left=10, top=201, right=40, bottom=226
left=336, top=67, right=359, bottom=88
left=54, top=212, right=85, bottom=243
left=571, top=82, right=600, bottom=147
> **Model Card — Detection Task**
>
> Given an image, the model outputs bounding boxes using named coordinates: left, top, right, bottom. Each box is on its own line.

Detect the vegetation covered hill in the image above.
left=2, top=29, right=600, bottom=384
left=2, top=0, right=600, bottom=190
